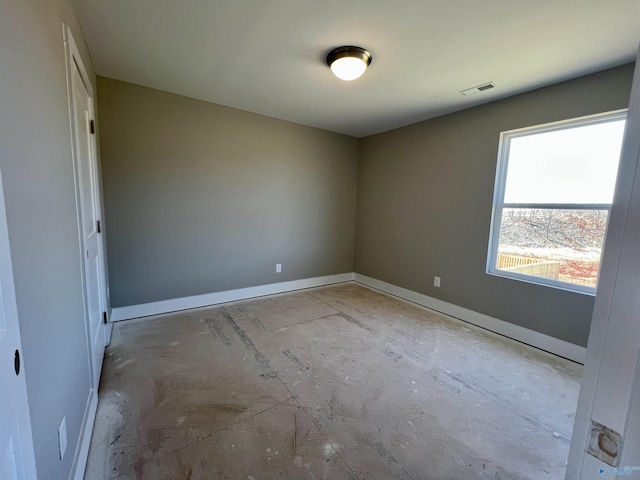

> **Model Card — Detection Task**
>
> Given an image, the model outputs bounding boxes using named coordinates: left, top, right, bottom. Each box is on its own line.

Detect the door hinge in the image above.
left=89, top=119, right=95, bottom=134
left=103, top=311, right=108, bottom=324
left=96, top=220, right=102, bottom=233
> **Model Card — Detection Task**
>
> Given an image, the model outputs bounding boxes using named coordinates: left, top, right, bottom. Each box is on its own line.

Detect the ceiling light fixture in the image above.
left=326, top=46, right=372, bottom=81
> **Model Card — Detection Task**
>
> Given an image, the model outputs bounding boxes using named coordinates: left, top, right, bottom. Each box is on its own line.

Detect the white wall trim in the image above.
left=354, top=273, right=586, bottom=364
left=110, top=271, right=585, bottom=362
left=70, top=389, right=98, bottom=480
left=111, top=273, right=355, bottom=321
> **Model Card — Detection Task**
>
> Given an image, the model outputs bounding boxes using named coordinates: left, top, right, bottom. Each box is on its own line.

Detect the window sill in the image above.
left=486, top=270, right=597, bottom=296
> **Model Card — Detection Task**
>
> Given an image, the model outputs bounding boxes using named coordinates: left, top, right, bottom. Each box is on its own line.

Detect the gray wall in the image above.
left=98, top=77, right=359, bottom=308
left=0, top=0, right=98, bottom=477
left=355, top=64, right=634, bottom=348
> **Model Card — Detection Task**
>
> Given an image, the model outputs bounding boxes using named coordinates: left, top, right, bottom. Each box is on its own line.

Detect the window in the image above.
left=487, top=111, right=626, bottom=294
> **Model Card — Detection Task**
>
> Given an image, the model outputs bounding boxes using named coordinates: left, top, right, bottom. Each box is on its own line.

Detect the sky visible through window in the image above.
left=504, top=120, right=626, bottom=204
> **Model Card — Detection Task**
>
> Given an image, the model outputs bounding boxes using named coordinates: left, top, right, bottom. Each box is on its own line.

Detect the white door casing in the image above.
left=65, top=25, right=107, bottom=392
left=566, top=50, right=640, bottom=478
left=0, top=163, right=37, bottom=478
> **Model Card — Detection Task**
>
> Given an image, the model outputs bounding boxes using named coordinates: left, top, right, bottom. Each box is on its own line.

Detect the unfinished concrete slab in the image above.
left=85, top=282, right=582, bottom=479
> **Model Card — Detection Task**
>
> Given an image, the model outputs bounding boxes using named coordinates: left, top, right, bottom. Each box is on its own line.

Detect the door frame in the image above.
left=63, top=23, right=109, bottom=480
left=64, top=23, right=109, bottom=387
left=566, top=52, right=640, bottom=477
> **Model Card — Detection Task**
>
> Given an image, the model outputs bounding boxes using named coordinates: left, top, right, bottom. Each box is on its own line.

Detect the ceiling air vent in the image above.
left=460, top=82, right=495, bottom=96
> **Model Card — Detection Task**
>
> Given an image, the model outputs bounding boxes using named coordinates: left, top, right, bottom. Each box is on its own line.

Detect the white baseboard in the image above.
left=70, top=388, right=98, bottom=480
left=109, top=271, right=585, bottom=363
left=354, top=274, right=586, bottom=364
left=110, top=273, right=355, bottom=322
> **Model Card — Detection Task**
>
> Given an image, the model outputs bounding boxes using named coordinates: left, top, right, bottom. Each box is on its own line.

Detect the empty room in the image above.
left=2, top=1, right=640, bottom=479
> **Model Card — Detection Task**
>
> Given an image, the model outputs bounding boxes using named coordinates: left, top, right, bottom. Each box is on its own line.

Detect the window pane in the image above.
left=504, top=120, right=625, bottom=204
left=496, top=208, right=609, bottom=289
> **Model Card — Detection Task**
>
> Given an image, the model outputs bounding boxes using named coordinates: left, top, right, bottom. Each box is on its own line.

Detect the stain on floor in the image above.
left=85, top=283, right=582, bottom=479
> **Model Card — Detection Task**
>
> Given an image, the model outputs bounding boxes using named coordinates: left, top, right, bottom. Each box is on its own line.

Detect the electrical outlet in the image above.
left=276, top=263, right=282, bottom=273
left=434, top=276, right=441, bottom=287
left=58, top=416, right=67, bottom=460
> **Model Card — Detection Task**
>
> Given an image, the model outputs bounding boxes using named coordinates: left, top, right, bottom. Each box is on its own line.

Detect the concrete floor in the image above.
left=85, top=282, right=582, bottom=480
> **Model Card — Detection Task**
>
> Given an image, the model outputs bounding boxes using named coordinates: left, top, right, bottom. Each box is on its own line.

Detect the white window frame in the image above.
left=486, top=109, right=627, bottom=295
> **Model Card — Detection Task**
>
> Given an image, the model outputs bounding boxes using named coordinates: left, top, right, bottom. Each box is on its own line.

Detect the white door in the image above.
left=69, top=41, right=107, bottom=390
left=566, top=53, right=640, bottom=477
left=0, top=165, right=37, bottom=479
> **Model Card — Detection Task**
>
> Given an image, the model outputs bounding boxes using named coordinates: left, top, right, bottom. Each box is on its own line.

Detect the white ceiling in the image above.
left=73, top=0, right=640, bottom=138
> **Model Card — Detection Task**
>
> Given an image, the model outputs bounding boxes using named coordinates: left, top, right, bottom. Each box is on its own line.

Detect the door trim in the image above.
left=566, top=51, right=640, bottom=478
left=64, top=23, right=108, bottom=385
left=70, top=390, right=98, bottom=480
left=62, top=23, right=107, bottom=480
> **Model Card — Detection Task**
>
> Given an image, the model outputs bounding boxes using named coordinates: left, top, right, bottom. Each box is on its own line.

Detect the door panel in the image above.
left=71, top=59, right=106, bottom=389
left=0, top=163, right=36, bottom=478
left=1, top=438, right=18, bottom=480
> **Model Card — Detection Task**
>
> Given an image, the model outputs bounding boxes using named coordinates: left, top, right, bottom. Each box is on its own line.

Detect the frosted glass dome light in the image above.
left=327, top=46, right=372, bottom=81
left=330, top=56, right=367, bottom=81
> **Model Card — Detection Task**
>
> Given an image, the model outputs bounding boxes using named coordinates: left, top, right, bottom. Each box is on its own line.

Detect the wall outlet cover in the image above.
left=587, top=420, right=621, bottom=466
